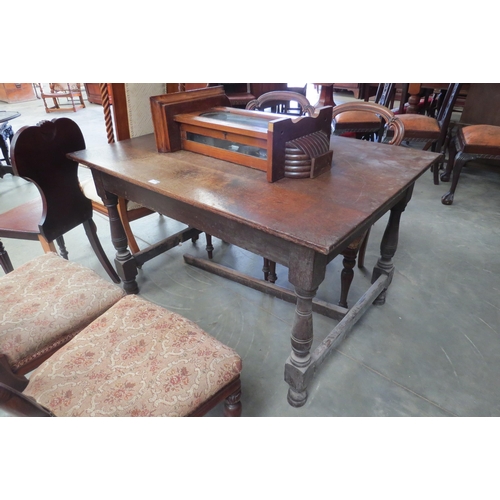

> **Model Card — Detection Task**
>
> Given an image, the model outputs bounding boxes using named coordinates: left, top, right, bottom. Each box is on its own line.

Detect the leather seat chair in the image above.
left=395, top=83, right=462, bottom=184
left=333, top=83, right=396, bottom=141
left=441, top=124, right=500, bottom=205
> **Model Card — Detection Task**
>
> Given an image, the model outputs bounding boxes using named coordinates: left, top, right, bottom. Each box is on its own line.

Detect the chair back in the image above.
left=10, top=118, right=91, bottom=242
left=331, top=102, right=405, bottom=145
left=374, top=83, right=396, bottom=108
left=436, top=83, right=462, bottom=132
left=246, top=90, right=315, bottom=116
left=459, top=83, right=500, bottom=127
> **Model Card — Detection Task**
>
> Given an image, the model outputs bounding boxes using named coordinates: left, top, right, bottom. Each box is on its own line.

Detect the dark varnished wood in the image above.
left=0, top=240, right=13, bottom=273
left=0, top=119, right=119, bottom=282
left=68, top=133, right=439, bottom=406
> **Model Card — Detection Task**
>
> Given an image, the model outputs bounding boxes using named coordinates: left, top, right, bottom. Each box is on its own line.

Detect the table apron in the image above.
left=96, top=170, right=314, bottom=269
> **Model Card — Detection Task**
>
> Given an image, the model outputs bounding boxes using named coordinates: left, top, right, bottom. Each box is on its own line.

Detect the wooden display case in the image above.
left=150, top=87, right=333, bottom=183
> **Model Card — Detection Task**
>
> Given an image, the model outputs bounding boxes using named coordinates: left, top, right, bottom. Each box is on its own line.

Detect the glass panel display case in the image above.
left=151, top=86, right=333, bottom=182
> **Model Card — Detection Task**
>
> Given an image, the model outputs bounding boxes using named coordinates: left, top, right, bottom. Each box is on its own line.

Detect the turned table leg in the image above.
left=371, top=188, right=412, bottom=304
left=102, top=189, right=138, bottom=294
left=286, top=286, right=317, bottom=407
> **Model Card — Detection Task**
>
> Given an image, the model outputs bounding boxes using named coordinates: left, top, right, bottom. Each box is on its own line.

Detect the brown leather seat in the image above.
left=396, top=113, right=441, bottom=137
left=394, top=83, right=462, bottom=185
left=333, top=83, right=395, bottom=140
left=334, top=110, right=383, bottom=130
left=460, top=125, right=500, bottom=155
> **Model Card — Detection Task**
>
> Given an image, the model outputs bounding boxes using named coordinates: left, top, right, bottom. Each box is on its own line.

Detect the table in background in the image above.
left=69, top=134, right=439, bottom=407
left=0, top=110, right=21, bottom=177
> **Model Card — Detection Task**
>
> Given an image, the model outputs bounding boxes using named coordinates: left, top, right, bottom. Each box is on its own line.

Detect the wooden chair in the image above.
left=332, top=83, right=396, bottom=141
left=39, top=83, right=86, bottom=113
left=79, top=178, right=155, bottom=255
left=0, top=293, right=242, bottom=417
left=395, top=83, right=463, bottom=184
left=331, top=102, right=406, bottom=307
left=0, top=118, right=120, bottom=283
left=246, top=90, right=316, bottom=283
left=441, top=125, right=500, bottom=205
left=440, top=83, right=500, bottom=183
left=0, top=252, right=125, bottom=377
left=246, top=90, right=316, bottom=116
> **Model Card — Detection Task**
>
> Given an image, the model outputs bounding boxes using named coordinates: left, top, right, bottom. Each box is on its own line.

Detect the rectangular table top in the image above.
left=70, top=134, right=440, bottom=256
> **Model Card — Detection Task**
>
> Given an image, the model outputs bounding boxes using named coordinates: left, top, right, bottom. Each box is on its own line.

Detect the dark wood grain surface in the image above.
left=70, top=134, right=439, bottom=256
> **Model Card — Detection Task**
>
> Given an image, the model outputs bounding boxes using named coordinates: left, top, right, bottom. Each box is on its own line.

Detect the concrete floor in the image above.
left=1, top=87, right=500, bottom=417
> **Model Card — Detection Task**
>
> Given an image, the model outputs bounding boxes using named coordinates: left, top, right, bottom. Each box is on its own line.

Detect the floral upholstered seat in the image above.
left=23, top=295, right=242, bottom=417
left=0, top=252, right=125, bottom=374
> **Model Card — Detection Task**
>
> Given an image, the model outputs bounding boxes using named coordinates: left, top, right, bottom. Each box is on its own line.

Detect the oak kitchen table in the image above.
left=69, top=133, right=440, bottom=407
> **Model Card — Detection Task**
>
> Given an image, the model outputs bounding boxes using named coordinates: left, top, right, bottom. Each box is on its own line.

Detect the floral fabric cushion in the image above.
left=24, top=294, right=242, bottom=417
left=0, top=253, right=125, bottom=371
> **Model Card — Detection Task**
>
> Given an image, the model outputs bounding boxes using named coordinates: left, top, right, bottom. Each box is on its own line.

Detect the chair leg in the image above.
left=0, top=240, right=14, bottom=273
left=262, top=258, right=277, bottom=283
left=441, top=153, right=468, bottom=206
left=339, top=246, right=357, bottom=309
left=38, top=235, right=57, bottom=253
left=223, top=379, right=242, bottom=417
left=205, top=233, right=214, bottom=259
left=268, top=260, right=277, bottom=283
left=55, top=235, right=69, bottom=259
left=440, top=133, right=457, bottom=183
left=357, top=228, right=371, bottom=269
left=117, top=197, right=141, bottom=254
left=82, top=219, right=121, bottom=283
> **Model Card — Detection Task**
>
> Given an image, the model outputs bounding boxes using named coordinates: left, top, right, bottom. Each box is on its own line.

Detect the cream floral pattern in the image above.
left=0, top=253, right=125, bottom=371
left=24, top=295, right=242, bottom=417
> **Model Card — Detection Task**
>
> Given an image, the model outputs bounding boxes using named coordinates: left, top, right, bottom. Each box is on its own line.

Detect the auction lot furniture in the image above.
left=0, top=118, right=120, bottom=283
left=0, top=110, right=20, bottom=176
left=39, top=83, right=85, bottom=113
left=0, top=255, right=242, bottom=417
left=0, top=252, right=124, bottom=377
left=69, top=131, right=439, bottom=408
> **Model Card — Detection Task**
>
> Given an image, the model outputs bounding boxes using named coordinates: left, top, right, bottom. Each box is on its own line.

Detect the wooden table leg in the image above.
left=315, top=84, right=336, bottom=107
left=101, top=189, right=139, bottom=294
left=406, top=83, right=422, bottom=114
left=285, top=250, right=327, bottom=407
left=371, top=186, right=413, bottom=304
left=285, top=285, right=317, bottom=407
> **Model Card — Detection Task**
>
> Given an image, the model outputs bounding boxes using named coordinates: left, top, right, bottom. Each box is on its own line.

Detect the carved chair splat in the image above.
left=0, top=118, right=119, bottom=283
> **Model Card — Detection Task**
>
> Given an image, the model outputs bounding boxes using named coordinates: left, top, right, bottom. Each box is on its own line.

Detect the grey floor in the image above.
left=1, top=87, right=500, bottom=417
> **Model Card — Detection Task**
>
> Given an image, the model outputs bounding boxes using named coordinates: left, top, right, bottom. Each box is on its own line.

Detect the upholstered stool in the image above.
left=442, top=125, right=500, bottom=205
left=0, top=252, right=125, bottom=376
left=20, top=295, right=242, bottom=417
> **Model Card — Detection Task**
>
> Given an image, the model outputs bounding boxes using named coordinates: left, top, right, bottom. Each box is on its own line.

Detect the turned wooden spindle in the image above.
left=99, top=83, right=115, bottom=144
